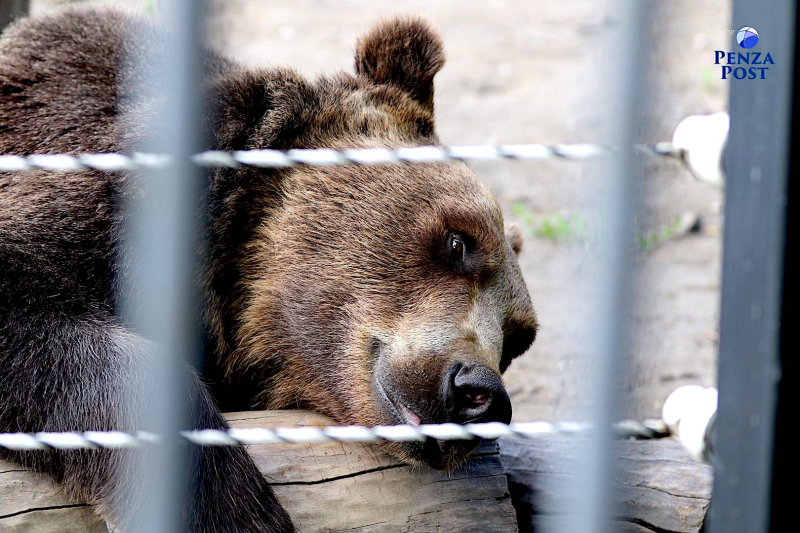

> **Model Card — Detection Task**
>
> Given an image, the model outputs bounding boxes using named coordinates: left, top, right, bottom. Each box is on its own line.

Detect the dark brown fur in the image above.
left=0, top=8, right=537, bottom=531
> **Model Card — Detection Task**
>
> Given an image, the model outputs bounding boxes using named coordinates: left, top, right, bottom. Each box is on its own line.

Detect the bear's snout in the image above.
left=374, top=355, right=513, bottom=470
left=377, top=360, right=511, bottom=428
left=443, top=361, right=512, bottom=428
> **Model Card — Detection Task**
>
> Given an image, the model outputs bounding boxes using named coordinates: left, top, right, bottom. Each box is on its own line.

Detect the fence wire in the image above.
left=0, top=383, right=719, bottom=457
left=0, top=142, right=683, bottom=173
left=0, top=418, right=670, bottom=450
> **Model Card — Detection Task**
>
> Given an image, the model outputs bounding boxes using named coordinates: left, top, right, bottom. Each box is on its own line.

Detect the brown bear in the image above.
left=0, top=7, right=537, bottom=532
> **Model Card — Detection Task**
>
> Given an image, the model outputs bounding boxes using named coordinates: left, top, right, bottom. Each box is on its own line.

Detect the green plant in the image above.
left=511, top=202, right=537, bottom=230
left=511, top=203, right=588, bottom=244
left=637, top=216, right=684, bottom=253
left=701, top=66, right=716, bottom=92
left=535, top=213, right=588, bottom=243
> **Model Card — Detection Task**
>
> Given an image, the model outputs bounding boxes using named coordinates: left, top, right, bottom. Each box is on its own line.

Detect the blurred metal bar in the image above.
left=708, top=2, right=797, bottom=532
left=122, top=1, right=205, bottom=531
left=564, top=2, right=652, bottom=533
left=0, top=0, right=29, bottom=32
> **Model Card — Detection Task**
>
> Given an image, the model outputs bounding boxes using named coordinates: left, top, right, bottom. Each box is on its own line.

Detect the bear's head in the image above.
left=205, top=16, right=538, bottom=470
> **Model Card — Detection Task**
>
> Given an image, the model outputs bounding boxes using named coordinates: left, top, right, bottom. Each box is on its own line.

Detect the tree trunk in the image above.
left=0, top=411, right=712, bottom=532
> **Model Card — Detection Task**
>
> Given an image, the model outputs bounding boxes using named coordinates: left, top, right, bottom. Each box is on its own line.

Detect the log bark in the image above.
left=0, top=411, right=712, bottom=532
left=500, top=438, right=712, bottom=533
left=0, top=410, right=516, bottom=532
left=227, top=411, right=517, bottom=532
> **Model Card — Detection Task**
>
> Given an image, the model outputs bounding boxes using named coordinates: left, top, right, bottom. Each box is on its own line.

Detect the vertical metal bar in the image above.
left=771, top=58, right=796, bottom=525
left=565, top=2, right=652, bottom=532
left=123, top=1, right=205, bottom=531
left=771, top=5, right=798, bottom=514
left=0, top=0, right=29, bottom=32
left=708, top=2, right=797, bottom=532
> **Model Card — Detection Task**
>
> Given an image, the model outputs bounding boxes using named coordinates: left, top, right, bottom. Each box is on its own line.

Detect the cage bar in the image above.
left=564, top=1, right=653, bottom=532
left=121, top=1, right=206, bottom=531
left=708, top=1, right=797, bottom=532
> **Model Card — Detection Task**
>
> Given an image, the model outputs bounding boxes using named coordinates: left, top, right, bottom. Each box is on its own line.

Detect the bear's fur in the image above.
left=0, top=8, right=537, bottom=531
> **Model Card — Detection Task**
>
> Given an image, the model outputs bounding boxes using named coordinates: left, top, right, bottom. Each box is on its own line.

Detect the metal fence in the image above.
left=0, top=0, right=793, bottom=532
left=711, top=2, right=794, bottom=532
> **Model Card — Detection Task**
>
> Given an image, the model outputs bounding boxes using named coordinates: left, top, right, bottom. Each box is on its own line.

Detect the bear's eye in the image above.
left=448, top=233, right=468, bottom=261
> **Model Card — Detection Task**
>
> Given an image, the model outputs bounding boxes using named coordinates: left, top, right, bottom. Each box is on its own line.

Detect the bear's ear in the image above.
left=505, top=222, right=524, bottom=255
left=210, top=68, right=316, bottom=150
left=354, top=16, right=445, bottom=110
left=210, top=71, right=273, bottom=150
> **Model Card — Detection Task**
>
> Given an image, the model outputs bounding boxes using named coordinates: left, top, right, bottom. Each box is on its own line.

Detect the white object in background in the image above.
left=662, top=385, right=718, bottom=461
left=672, top=112, right=729, bottom=187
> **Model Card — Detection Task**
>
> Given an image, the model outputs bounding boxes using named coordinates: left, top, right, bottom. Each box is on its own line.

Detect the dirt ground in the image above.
left=29, top=0, right=731, bottom=423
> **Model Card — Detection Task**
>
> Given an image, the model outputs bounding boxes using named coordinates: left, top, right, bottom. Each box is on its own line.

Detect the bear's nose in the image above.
left=444, top=362, right=512, bottom=428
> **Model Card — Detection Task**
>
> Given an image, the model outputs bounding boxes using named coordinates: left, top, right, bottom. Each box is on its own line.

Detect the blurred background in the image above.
left=27, top=0, right=730, bottom=423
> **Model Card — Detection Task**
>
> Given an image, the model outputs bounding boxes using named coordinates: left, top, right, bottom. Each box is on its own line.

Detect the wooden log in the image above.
left=0, top=410, right=517, bottom=532
left=0, top=411, right=713, bottom=532
left=500, top=438, right=713, bottom=533
left=227, top=411, right=517, bottom=532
